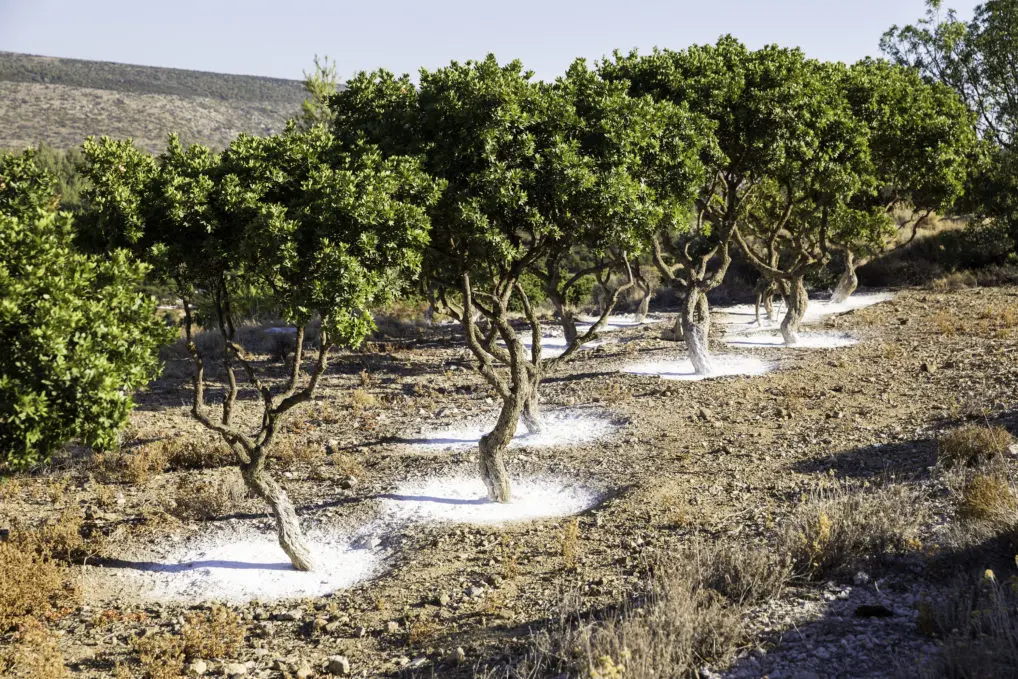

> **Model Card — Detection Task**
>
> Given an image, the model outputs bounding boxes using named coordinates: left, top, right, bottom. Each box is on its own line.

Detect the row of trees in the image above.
left=2, top=11, right=1002, bottom=568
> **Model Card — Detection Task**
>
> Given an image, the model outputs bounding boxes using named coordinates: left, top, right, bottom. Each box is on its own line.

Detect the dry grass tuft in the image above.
left=939, top=425, right=1014, bottom=467
left=778, top=482, right=925, bottom=580
left=1, top=617, right=69, bottom=679
left=694, top=541, right=792, bottom=606
left=958, top=473, right=1018, bottom=524
left=10, top=509, right=106, bottom=564
left=0, top=540, right=78, bottom=631
left=168, top=473, right=246, bottom=521
left=131, top=605, right=245, bottom=678
left=933, top=309, right=961, bottom=336
left=919, top=572, right=1018, bottom=678
left=180, top=605, right=246, bottom=660
left=531, top=563, right=743, bottom=679
left=93, top=445, right=168, bottom=484
left=931, top=271, right=977, bottom=292
left=350, top=388, right=379, bottom=411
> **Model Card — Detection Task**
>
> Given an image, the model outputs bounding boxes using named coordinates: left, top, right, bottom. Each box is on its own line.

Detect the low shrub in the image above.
left=958, top=473, right=1018, bottom=524
left=778, top=482, right=925, bottom=580
left=939, top=425, right=1014, bottom=467
left=168, top=473, right=246, bottom=521
left=131, top=606, right=245, bottom=679
left=0, top=617, right=69, bottom=679
left=0, top=540, right=78, bottom=631
left=919, top=572, right=1018, bottom=678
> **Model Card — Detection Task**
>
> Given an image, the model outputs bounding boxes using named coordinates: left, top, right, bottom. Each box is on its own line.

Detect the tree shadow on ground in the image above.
left=792, top=438, right=939, bottom=480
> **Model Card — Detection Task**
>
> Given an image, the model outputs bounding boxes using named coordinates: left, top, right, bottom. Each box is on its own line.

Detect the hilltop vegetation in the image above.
left=0, top=52, right=305, bottom=152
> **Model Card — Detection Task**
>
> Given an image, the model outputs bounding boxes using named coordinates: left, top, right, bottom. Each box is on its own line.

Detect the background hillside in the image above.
left=0, top=51, right=307, bottom=152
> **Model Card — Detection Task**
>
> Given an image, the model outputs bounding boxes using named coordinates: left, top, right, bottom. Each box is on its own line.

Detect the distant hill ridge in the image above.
left=0, top=51, right=308, bottom=152
left=0, top=51, right=305, bottom=102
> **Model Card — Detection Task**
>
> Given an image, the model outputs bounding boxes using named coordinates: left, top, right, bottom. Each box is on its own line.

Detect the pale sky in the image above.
left=0, top=0, right=983, bottom=82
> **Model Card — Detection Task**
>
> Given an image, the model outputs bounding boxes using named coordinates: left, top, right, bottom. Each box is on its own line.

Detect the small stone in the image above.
left=437, top=592, right=451, bottom=606
left=187, top=659, right=208, bottom=676
left=466, top=585, right=485, bottom=598
left=324, top=621, right=342, bottom=634
left=295, top=663, right=314, bottom=679
left=223, top=663, right=248, bottom=677
left=326, top=655, right=351, bottom=675
left=853, top=571, right=871, bottom=585
left=340, top=476, right=358, bottom=490
left=276, top=608, right=303, bottom=622
left=698, top=406, right=714, bottom=421
left=386, top=620, right=401, bottom=634
left=325, top=439, right=339, bottom=455
left=452, top=647, right=466, bottom=665
left=355, top=625, right=367, bottom=638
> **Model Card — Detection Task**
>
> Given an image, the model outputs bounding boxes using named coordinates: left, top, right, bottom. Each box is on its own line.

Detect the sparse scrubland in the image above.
left=4, top=0, right=1018, bottom=677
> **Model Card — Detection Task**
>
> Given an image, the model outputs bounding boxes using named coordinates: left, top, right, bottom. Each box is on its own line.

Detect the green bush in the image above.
left=0, top=152, right=170, bottom=469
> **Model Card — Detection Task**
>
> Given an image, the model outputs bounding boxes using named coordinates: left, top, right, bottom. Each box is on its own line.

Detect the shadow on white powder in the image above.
left=408, top=408, right=619, bottom=452
left=87, top=526, right=381, bottom=604
left=623, top=354, right=774, bottom=381
left=725, top=331, right=859, bottom=349
left=379, top=474, right=601, bottom=525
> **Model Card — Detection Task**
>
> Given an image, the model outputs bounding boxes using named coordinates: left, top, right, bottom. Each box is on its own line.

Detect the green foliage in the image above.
left=0, top=152, right=170, bottom=469
left=299, top=55, right=340, bottom=129
left=82, top=124, right=441, bottom=351
left=883, top=0, right=1018, bottom=240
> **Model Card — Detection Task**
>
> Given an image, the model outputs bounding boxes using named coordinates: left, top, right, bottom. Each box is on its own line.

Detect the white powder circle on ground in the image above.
left=518, top=336, right=606, bottom=359
left=725, top=331, right=859, bottom=349
left=410, top=408, right=619, bottom=452
left=576, top=314, right=667, bottom=333
left=379, top=473, right=601, bottom=525
left=90, top=525, right=381, bottom=604
left=623, top=354, right=774, bottom=381
left=716, top=291, right=894, bottom=331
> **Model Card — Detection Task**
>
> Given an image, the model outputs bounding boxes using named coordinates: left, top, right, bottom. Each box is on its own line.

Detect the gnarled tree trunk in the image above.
left=241, top=456, right=314, bottom=571
left=521, top=375, right=543, bottom=434
left=478, top=392, right=524, bottom=503
left=830, top=251, right=858, bottom=304
left=780, top=275, right=808, bottom=346
left=682, top=289, right=713, bottom=375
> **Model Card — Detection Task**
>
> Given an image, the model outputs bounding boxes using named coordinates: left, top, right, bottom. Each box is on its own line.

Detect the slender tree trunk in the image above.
left=830, top=251, right=858, bottom=304
left=551, top=296, right=578, bottom=347
left=780, top=276, right=808, bottom=346
left=241, top=457, right=314, bottom=571
left=682, top=289, right=713, bottom=375
left=634, top=282, right=651, bottom=322
left=764, top=290, right=776, bottom=321
left=521, top=374, right=543, bottom=434
left=478, top=393, right=524, bottom=503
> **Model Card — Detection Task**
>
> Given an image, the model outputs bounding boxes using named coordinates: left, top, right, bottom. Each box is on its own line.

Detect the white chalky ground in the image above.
left=379, top=473, right=602, bottom=525
left=717, top=292, right=895, bottom=332
left=623, top=354, right=774, bottom=381
left=410, top=408, right=619, bottom=451
left=725, top=331, right=859, bottom=349
left=90, top=525, right=381, bottom=604
left=576, top=313, right=667, bottom=332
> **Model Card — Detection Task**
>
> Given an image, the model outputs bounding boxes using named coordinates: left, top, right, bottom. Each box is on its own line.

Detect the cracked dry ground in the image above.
left=4, top=285, right=1018, bottom=678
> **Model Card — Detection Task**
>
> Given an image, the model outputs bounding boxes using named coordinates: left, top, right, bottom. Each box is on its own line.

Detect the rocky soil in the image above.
left=2, top=285, right=1017, bottom=678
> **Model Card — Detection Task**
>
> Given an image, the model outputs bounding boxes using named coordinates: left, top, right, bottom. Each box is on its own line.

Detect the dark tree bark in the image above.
left=681, top=288, right=714, bottom=375
left=241, top=455, right=314, bottom=571
left=780, top=275, right=809, bottom=346
left=830, top=250, right=860, bottom=304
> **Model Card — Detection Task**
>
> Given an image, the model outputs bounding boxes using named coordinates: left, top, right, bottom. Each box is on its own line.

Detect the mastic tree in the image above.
left=600, top=38, right=813, bottom=374
left=0, top=150, right=169, bottom=470
left=827, top=58, right=974, bottom=302
left=882, top=0, right=1017, bottom=246
left=330, top=56, right=706, bottom=502
left=734, top=60, right=876, bottom=346
left=80, top=127, right=440, bottom=570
